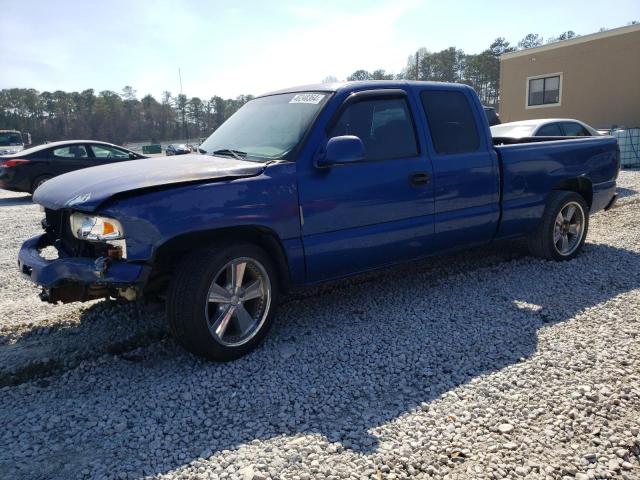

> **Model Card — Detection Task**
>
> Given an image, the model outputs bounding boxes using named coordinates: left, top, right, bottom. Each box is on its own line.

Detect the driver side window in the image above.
left=329, top=97, right=418, bottom=161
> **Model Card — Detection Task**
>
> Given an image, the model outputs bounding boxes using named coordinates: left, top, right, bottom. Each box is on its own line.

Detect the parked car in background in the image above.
left=0, top=140, right=146, bottom=194
left=491, top=118, right=600, bottom=138
left=483, top=106, right=501, bottom=126
left=165, top=144, right=190, bottom=156
left=0, top=129, right=31, bottom=155
left=19, top=81, right=619, bottom=361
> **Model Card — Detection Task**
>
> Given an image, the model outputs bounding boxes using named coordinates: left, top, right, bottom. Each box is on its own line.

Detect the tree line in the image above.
left=334, top=23, right=635, bottom=108
left=0, top=86, right=254, bottom=146
left=336, top=31, right=584, bottom=107
left=1, top=23, right=635, bottom=146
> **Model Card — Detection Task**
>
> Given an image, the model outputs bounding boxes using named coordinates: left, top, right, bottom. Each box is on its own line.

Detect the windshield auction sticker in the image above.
left=289, top=93, right=325, bottom=104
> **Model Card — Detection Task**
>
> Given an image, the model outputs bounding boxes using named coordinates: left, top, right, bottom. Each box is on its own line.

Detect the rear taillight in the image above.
left=0, top=159, right=30, bottom=167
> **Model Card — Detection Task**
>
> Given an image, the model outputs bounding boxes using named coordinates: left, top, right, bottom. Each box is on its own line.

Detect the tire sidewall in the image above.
left=32, top=176, right=51, bottom=194
left=171, top=243, right=279, bottom=361
left=546, top=192, right=589, bottom=261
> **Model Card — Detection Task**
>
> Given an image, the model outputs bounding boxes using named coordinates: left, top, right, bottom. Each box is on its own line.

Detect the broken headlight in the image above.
left=70, top=213, right=124, bottom=241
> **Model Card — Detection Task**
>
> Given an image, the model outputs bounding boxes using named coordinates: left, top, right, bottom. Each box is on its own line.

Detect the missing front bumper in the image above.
left=18, top=234, right=148, bottom=304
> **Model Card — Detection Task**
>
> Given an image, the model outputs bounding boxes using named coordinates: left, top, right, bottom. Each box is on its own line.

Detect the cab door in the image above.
left=419, top=88, right=500, bottom=251
left=297, top=89, right=436, bottom=282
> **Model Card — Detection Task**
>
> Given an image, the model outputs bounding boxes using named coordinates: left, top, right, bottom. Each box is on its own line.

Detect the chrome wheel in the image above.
left=553, top=201, right=585, bottom=256
left=205, top=257, right=271, bottom=347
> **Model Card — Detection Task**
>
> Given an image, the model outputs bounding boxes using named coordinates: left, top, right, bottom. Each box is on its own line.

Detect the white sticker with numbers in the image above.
left=289, top=93, right=325, bottom=104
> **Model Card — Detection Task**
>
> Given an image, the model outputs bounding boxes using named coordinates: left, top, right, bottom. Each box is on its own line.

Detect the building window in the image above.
left=527, top=74, right=562, bottom=108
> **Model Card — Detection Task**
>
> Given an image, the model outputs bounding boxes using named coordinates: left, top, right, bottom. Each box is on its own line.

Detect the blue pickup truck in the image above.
left=19, top=81, right=619, bottom=360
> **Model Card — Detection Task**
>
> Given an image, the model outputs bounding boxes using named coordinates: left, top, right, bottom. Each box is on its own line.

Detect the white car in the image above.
left=491, top=119, right=600, bottom=138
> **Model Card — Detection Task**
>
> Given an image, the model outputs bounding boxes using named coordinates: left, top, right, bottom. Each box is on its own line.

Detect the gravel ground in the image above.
left=0, top=172, right=639, bottom=480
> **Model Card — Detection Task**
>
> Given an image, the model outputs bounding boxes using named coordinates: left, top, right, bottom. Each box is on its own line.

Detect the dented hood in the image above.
left=33, top=154, right=265, bottom=211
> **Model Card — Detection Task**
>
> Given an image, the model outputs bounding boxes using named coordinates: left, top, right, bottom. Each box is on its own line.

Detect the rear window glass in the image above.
left=53, top=145, right=88, bottom=158
left=561, top=122, right=590, bottom=136
left=421, top=91, right=480, bottom=154
left=536, top=123, right=563, bottom=136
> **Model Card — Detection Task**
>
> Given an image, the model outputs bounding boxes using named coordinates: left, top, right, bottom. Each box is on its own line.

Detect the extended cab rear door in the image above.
left=419, top=87, right=500, bottom=251
left=298, top=88, right=436, bottom=282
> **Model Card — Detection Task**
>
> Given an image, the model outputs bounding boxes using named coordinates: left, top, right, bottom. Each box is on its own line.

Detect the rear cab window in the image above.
left=329, top=97, right=419, bottom=161
left=420, top=90, right=480, bottom=154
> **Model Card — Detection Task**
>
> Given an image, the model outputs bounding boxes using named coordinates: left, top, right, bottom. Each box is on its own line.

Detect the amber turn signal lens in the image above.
left=103, top=222, right=115, bottom=235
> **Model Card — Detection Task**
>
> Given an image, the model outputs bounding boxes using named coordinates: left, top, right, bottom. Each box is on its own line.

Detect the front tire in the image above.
left=528, top=191, right=589, bottom=261
left=166, top=243, right=279, bottom=361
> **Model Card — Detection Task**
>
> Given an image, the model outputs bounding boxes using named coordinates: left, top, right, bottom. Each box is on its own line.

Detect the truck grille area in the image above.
left=43, top=208, right=109, bottom=259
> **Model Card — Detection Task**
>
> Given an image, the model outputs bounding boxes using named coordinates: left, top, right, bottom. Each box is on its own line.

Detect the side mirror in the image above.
left=316, top=135, right=365, bottom=168
left=129, top=152, right=136, bottom=160
left=24, top=133, right=32, bottom=145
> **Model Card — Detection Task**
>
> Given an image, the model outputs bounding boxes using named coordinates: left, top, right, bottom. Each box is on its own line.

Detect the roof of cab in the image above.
left=259, top=80, right=474, bottom=97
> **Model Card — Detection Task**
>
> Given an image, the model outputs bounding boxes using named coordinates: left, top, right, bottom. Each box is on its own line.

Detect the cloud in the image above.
left=186, top=0, right=421, bottom=97
left=0, top=0, right=419, bottom=99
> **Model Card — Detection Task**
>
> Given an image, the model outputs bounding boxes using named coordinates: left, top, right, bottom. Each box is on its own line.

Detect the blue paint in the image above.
left=18, top=81, right=620, bottom=300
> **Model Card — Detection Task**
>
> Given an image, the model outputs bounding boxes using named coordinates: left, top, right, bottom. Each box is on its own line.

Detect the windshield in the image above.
left=490, top=124, right=536, bottom=138
left=0, top=132, right=23, bottom=146
left=199, top=92, right=330, bottom=161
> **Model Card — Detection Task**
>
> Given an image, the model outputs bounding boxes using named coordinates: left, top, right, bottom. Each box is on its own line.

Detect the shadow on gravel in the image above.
left=0, top=194, right=33, bottom=207
left=2, top=241, right=639, bottom=479
left=617, top=186, right=638, bottom=199
left=0, top=301, right=168, bottom=387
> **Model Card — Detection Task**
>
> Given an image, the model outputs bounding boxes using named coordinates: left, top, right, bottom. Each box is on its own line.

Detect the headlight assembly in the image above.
left=70, top=213, right=124, bottom=241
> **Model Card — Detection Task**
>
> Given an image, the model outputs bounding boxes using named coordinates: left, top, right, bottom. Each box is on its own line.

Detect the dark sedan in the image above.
left=165, top=144, right=191, bottom=156
left=0, top=140, right=146, bottom=194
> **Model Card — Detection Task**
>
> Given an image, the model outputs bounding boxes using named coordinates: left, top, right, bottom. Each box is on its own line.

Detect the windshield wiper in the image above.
left=211, top=149, right=247, bottom=161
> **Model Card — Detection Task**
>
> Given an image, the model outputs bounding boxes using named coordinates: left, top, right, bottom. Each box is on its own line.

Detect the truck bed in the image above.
left=494, top=136, right=619, bottom=239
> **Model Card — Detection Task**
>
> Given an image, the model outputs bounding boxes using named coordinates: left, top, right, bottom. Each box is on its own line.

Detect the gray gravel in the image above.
left=1, top=172, right=639, bottom=480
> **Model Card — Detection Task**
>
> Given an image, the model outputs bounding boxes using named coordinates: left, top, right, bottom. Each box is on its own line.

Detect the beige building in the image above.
left=499, top=24, right=640, bottom=129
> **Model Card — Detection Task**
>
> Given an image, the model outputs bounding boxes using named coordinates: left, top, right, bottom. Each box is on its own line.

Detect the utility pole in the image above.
left=415, top=51, right=420, bottom=81
left=179, top=68, right=188, bottom=142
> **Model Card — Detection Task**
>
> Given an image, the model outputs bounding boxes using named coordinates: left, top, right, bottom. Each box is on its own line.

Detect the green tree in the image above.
left=121, top=86, right=137, bottom=101
left=347, top=70, right=373, bottom=81
left=371, top=69, right=394, bottom=80
left=518, top=33, right=543, bottom=49
left=547, top=30, right=578, bottom=44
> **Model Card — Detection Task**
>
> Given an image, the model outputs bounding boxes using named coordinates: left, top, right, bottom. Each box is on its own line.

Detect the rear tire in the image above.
left=31, top=175, right=52, bottom=194
left=166, top=243, right=279, bottom=361
left=527, top=191, right=589, bottom=261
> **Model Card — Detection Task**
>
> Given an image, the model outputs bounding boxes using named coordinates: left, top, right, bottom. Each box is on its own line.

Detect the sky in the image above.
left=1, top=0, right=638, bottom=100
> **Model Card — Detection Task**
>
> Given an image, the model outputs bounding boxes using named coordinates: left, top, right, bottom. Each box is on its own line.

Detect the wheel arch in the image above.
left=148, top=226, right=292, bottom=296
left=552, top=176, right=593, bottom=208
